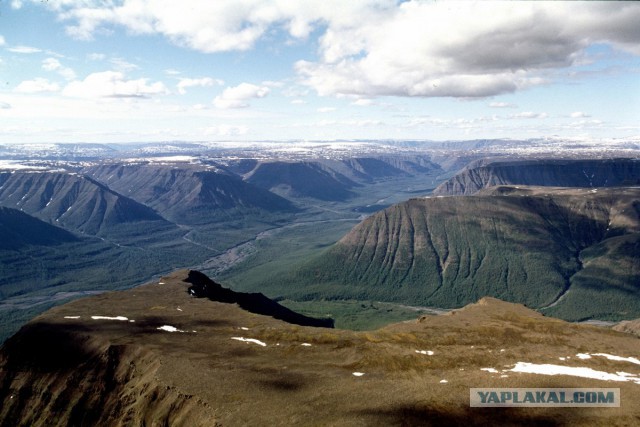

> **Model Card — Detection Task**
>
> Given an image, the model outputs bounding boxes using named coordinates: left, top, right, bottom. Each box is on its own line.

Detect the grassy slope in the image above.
left=222, top=187, right=640, bottom=322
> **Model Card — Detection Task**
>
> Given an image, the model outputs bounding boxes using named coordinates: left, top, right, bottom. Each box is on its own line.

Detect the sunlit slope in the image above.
left=294, top=186, right=640, bottom=320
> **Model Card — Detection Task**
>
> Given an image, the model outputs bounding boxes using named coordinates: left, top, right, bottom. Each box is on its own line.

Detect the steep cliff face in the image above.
left=434, top=159, right=640, bottom=196
left=2, top=270, right=640, bottom=426
left=298, top=187, right=640, bottom=320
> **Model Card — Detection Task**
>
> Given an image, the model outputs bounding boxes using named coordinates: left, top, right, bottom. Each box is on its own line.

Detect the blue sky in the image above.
left=0, top=0, right=639, bottom=143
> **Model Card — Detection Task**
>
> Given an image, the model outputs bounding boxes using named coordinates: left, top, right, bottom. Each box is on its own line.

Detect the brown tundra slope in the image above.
left=1, top=270, right=639, bottom=426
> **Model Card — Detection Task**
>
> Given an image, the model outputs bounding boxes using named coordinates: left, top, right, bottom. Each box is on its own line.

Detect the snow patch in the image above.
left=0, top=160, right=52, bottom=171
left=91, top=316, right=128, bottom=321
left=510, top=362, right=640, bottom=385
left=481, top=368, right=500, bottom=373
left=440, top=379, right=448, bottom=383
left=575, top=352, right=640, bottom=365
left=63, top=316, right=80, bottom=319
left=592, top=353, right=640, bottom=366
left=157, top=325, right=191, bottom=333
left=301, top=343, right=312, bottom=347
left=231, top=337, right=266, bottom=347
left=122, top=155, right=199, bottom=164
left=415, top=350, right=434, bottom=355
left=352, top=372, right=365, bottom=377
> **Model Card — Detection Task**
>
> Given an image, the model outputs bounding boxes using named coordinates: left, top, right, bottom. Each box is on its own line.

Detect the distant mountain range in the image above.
left=434, top=158, right=640, bottom=196
left=1, top=151, right=639, bottom=343
left=1, top=142, right=639, bottom=425
left=238, top=156, right=441, bottom=202
left=84, top=164, right=297, bottom=223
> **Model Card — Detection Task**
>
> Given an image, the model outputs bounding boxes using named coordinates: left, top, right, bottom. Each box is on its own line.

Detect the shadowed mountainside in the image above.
left=1, top=271, right=639, bottom=426
left=84, top=163, right=297, bottom=224
left=244, top=161, right=358, bottom=201
left=290, top=186, right=640, bottom=321
left=0, top=207, right=78, bottom=250
left=0, top=171, right=170, bottom=236
left=434, top=158, right=640, bottom=196
left=239, top=156, right=443, bottom=202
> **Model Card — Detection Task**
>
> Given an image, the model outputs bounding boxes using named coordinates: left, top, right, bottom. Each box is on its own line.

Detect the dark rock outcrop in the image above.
left=185, top=270, right=334, bottom=328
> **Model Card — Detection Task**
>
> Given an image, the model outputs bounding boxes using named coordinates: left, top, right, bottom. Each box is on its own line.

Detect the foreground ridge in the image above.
left=1, top=270, right=640, bottom=426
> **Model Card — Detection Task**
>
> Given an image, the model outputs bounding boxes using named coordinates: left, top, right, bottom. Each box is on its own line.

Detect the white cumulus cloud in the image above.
left=20, top=0, right=640, bottom=101
left=570, top=111, right=591, bottom=118
left=510, top=112, right=549, bottom=119
left=40, top=0, right=386, bottom=52
left=42, top=57, right=76, bottom=80
left=177, top=77, right=222, bottom=95
left=203, top=124, right=249, bottom=136
left=7, top=45, right=41, bottom=54
left=213, top=83, right=269, bottom=109
left=62, top=71, right=168, bottom=98
left=14, top=78, right=60, bottom=93
left=352, top=99, right=375, bottom=107
left=296, top=1, right=640, bottom=99
left=489, top=102, right=517, bottom=108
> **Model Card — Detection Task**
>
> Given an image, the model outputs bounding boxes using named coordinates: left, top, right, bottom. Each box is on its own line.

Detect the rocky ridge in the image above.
left=1, top=270, right=639, bottom=426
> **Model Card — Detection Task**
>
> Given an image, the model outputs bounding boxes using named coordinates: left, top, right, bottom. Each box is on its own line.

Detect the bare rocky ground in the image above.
left=613, top=319, right=640, bottom=338
left=1, top=270, right=639, bottom=426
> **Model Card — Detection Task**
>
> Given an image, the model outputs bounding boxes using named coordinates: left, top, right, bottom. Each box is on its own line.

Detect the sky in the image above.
left=0, top=0, right=639, bottom=144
